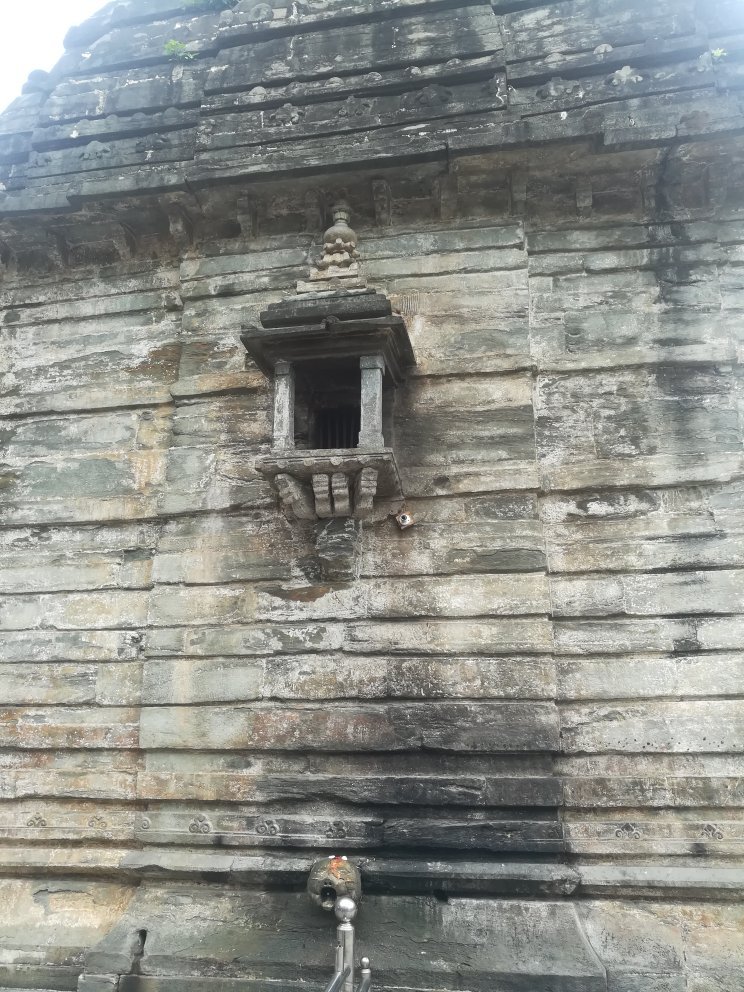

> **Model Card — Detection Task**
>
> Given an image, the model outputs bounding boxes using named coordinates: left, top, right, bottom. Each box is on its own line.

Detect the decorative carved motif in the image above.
left=316, top=200, right=360, bottom=272
left=312, top=473, right=333, bottom=518
left=326, top=821, right=348, bottom=839
left=390, top=290, right=420, bottom=317
left=275, top=472, right=316, bottom=519
left=260, top=453, right=403, bottom=522
left=139, top=816, right=151, bottom=830
left=307, top=855, right=362, bottom=909
left=615, top=822, right=642, bottom=839
left=88, top=815, right=108, bottom=829
left=701, top=823, right=724, bottom=840
left=189, top=813, right=212, bottom=834
left=330, top=472, right=351, bottom=516
left=256, top=818, right=280, bottom=835
left=26, top=813, right=47, bottom=827
left=354, top=468, right=378, bottom=519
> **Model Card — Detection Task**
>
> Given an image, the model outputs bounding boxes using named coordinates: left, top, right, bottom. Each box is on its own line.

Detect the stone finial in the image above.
left=316, top=200, right=360, bottom=273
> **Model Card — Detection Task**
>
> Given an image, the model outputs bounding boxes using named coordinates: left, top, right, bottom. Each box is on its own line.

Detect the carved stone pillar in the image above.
left=272, top=359, right=295, bottom=450
left=358, top=354, right=385, bottom=448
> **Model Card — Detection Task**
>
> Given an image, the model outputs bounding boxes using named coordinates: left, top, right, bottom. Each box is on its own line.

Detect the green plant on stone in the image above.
left=711, top=48, right=728, bottom=61
left=164, top=39, right=196, bottom=61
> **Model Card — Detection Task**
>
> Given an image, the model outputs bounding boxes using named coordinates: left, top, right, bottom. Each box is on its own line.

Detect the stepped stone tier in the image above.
left=0, top=0, right=743, bottom=989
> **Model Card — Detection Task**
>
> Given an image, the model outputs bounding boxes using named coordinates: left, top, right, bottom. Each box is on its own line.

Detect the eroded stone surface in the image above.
left=0, top=0, right=743, bottom=988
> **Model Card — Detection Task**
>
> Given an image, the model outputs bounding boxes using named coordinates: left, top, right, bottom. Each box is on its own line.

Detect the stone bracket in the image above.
left=258, top=450, right=401, bottom=521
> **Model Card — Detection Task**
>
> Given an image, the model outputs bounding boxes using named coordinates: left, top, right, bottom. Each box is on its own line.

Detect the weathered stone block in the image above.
left=140, top=700, right=559, bottom=751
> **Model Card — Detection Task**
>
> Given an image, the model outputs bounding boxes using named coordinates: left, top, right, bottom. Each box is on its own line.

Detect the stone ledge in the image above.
left=2, top=848, right=742, bottom=899
left=82, top=885, right=606, bottom=992
left=576, top=864, right=744, bottom=900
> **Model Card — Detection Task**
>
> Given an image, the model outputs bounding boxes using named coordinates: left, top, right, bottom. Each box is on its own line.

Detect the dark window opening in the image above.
left=313, top=405, right=361, bottom=449
left=293, top=359, right=362, bottom=451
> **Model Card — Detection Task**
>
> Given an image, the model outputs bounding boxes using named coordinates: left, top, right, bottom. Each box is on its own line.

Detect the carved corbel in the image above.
left=275, top=473, right=316, bottom=520
left=312, top=474, right=333, bottom=518
left=354, top=467, right=378, bottom=520
left=331, top=472, right=351, bottom=517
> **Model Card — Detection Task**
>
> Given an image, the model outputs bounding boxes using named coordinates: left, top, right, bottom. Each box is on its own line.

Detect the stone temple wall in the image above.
left=0, top=0, right=743, bottom=989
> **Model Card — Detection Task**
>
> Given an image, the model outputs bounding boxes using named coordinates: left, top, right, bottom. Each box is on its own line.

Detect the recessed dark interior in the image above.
left=314, top=406, right=361, bottom=449
left=294, top=359, right=362, bottom=450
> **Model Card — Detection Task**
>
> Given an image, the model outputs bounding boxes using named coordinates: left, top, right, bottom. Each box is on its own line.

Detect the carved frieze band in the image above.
left=134, top=811, right=383, bottom=847
left=2, top=806, right=741, bottom=855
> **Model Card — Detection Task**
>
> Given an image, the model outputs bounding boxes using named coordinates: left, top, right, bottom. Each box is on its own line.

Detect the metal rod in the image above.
left=358, top=956, right=372, bottom=992
left=338, top=920, right=354, bottom=992
left=324, top=965, right=351, bottom=992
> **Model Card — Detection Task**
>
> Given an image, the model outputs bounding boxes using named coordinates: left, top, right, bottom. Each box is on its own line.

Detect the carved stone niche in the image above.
left=241, top=289, right=415, bottom=521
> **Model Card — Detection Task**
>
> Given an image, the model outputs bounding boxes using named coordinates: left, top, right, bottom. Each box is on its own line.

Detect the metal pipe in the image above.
left=358, top=956, right=372, bottom=992
left=325, top=965, right=351, bottom=992
left=334, top=897, right=357, bottom=992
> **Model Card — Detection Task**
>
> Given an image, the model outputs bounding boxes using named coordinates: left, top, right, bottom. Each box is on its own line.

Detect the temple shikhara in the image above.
left=0, top=0, right=743, bottom=988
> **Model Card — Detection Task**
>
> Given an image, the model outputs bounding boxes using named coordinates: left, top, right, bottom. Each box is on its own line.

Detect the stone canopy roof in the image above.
left=0, top=0, right=742, bottom=220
